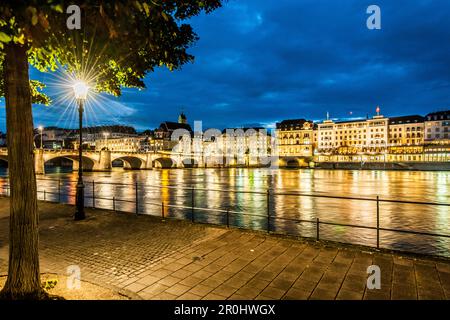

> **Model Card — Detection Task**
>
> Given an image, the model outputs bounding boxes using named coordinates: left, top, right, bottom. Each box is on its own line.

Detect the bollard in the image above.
left=58, top=179, right=61, bottom=203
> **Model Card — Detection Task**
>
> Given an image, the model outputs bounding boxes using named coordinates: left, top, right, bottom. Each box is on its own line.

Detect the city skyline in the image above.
left=1, top=0, right=450, bottom=131
left=5, top=107, right=446, bottom=134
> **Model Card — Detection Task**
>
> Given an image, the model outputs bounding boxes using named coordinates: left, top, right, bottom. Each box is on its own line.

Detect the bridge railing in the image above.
left=0, top=177, right=449, bottom=258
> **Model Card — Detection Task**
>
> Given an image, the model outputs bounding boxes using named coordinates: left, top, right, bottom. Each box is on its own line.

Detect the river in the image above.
left=0, top=166, right=449, bottom=257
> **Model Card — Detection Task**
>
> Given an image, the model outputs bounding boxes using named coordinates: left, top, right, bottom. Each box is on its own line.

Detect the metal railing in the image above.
left=0, top=177, right=449, bottom=257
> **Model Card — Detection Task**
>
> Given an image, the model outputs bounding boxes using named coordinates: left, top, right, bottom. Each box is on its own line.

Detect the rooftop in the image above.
left=389, top=115, right=425, bottom=125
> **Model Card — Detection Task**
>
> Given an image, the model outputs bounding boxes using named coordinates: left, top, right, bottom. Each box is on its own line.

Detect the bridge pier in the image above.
left=96, top=150, right=112, bottom=171
left=144, top=153, right=154, bottom=169
left=34, top=149, right=45, bottom=175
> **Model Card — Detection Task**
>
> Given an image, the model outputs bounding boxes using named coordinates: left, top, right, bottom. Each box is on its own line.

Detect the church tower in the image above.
left=178, top=111, right=187, bottom=124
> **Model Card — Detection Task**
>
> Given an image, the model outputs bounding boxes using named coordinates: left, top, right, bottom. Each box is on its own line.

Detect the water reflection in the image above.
left=0, top=167, right=449, bottom=256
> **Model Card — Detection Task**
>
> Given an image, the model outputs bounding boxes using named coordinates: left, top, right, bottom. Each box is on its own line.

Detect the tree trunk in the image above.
left=0, top=43, right=45, bottom=299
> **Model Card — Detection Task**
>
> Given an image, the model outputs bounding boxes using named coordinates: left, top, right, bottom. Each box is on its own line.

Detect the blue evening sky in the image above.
left=1, top=0, right=450, bottom=131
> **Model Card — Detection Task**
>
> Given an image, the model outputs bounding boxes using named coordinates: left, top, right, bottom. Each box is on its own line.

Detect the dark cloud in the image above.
left=1, top=0, right=450, bottom=131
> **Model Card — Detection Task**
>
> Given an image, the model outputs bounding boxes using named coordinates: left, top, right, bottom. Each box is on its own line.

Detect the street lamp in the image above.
left=103, top=132, right=110, bottom=150
left=38, top=126, right=43, bottom=149
left=73, top=81, right=89, bottom=221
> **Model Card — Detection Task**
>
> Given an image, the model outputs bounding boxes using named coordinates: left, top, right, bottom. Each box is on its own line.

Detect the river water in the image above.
left=0, top=166, right=449, bottom=257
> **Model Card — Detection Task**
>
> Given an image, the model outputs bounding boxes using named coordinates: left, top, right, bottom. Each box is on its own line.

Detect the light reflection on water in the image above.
left=0, top=167, right=449, bottom=257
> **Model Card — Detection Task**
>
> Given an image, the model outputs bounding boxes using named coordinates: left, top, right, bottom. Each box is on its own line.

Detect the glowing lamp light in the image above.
left=73, top=81, right=89, bottom=100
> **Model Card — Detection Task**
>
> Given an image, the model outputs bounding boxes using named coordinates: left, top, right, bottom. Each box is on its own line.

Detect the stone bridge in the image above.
left=277, top=156, right=314, bottom=168
left=0, top=148, right=315, bottom=173
left=0, top=148, right=207, bottom=174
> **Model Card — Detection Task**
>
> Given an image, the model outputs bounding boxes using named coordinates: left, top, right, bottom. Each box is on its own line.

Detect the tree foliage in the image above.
left=0, top=0, right=222, bottom=97
left=0, top=0, right=222, bottom=299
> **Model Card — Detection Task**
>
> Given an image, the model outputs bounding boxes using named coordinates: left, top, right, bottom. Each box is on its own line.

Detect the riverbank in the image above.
left=315, top=162, right=450, bottom=171
left=1, top=197, right=449, bottom=300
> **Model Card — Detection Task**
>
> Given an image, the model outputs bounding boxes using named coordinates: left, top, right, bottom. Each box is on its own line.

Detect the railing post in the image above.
left=44, top=190, right=46, bottom=202
left=316, top=218, right=320, bottom=241
left=226, top=208, right=230, bottom=228
left=267, top=189, right=270, bottom=233
left=92, top=180, right=95, bottom=209
left=191, top=187, right=195, bottom=223
left=113, top=196, right=116, bottom=212
left=135, top=182, right=139, bottom=215
left=162, top=202, right=165, bottom=218
left=376, top=196, right=380, bottom=249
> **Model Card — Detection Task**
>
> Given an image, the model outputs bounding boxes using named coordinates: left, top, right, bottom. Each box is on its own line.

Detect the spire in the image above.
left=326, top=111, right=329, bottom=121
left=376, top=106, right=380, bottom=116
left=178, top=109, right=187, bottom=124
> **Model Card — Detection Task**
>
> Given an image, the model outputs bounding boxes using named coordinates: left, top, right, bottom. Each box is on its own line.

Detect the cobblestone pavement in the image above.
left=1, top=197, right=450, bottom=300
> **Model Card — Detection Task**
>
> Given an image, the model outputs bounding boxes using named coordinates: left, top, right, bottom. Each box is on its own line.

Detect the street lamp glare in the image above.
left=73, top=81, right=89, bottom=100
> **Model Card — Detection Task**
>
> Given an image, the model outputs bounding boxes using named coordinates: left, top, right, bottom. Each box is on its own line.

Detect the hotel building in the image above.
left=278, top=109, right=449, bottom=164
left=387, top=115, right=425, bottom=162
left=424, top=111, right=450, bottom=162
left=316, top=114, right=389, bottom=163
left=276, top=119, right=316, bottom=157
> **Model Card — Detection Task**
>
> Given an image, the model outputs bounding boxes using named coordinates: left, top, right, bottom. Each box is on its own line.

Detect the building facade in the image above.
left=218, top=127, right=273, bottom=166
left=95, top=136, right=142, bottom=152
left=278, top=109, right=450, bottom=164
left=424, top=111, right=450, bottom=162
left=276, top=119, right=315, bottom=157
left=154, top=112, right=193, bottom=151
left=387, top=115, right=425, bottom=162
left=316, top=114, right=389, bottom=162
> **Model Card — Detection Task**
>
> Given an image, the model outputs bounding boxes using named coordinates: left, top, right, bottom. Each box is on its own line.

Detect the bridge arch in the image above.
left=44, top=155, right=96, bottom=171
left=181, top=158, right=199, bottom=168
left=111, top=156, right=144, bottom=170
left=153, top=157, right=175, bottom=169
left=279, top=157, right=310, bottom=168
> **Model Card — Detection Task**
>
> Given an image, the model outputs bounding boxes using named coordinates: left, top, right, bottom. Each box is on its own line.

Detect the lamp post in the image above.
left=73, top=81, right=89, bottom=221
left=103, top=132, right=110, bottom=150
left=38, top=126, right=44, bottom=149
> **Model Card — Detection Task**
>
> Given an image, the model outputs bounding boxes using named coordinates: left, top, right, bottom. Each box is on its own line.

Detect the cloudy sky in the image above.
left=1, top=0, right=450, bottom=131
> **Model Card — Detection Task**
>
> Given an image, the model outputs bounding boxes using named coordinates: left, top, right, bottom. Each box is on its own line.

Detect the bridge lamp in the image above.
left=38, top=126, right=44, bottom=150
left=72, top=80, right=89, bottom=221
left=103, top=132, right=110, bottom=150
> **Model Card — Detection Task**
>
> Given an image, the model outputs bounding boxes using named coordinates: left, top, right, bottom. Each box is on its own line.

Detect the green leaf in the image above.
left=52, top=4, right=64, bottom=13
left=31, top=14, right=39, bottom=26
left=143, top=3, right=150, bottom=16
left=0, top=32, right=12, bottom=43
left=13, top=34, right=26, bottom=45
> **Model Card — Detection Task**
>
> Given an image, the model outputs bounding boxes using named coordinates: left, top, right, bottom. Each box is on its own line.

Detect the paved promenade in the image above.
left=1, top=197, right=450, bottom=300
